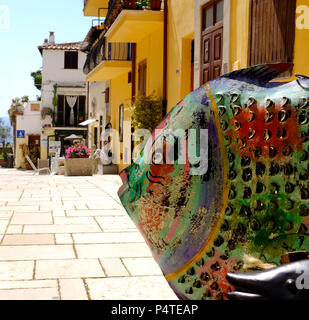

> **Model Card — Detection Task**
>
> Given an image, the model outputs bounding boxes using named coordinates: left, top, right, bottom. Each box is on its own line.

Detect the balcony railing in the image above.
left=84, top=35, right=132, bottom=74
left=84, top=0, right=162, bottom=74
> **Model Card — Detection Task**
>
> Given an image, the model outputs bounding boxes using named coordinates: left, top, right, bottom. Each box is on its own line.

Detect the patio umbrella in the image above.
left=64, top=134, right=82, bottom=141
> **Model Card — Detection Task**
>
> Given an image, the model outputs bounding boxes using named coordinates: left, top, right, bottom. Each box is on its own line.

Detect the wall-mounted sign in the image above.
left=49, top=141, right=61, bottom=154
left=41, top=136, right=48, bottom=147
left=30, top=104, right=40, bottom=112
left=17, top=130, right=25, bottom=139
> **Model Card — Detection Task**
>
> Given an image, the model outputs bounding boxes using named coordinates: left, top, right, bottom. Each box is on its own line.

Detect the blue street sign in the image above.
left=17, top=130, right=25, bottom=139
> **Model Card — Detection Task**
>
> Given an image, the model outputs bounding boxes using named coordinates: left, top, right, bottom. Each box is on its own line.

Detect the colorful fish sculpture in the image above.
left=118, top=63, right=309, bottom=300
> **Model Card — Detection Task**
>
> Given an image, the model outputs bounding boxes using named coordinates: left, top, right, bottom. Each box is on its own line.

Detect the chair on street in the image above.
left=25, top=155, right=51, bottom=175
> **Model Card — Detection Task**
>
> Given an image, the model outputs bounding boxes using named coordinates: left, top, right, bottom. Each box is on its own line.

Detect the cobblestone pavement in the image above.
left=0, top=169, right=177, bottom=300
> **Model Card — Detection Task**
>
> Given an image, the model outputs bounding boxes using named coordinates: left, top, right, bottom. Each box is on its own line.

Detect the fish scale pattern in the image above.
left=170, top=92, right=309, bottom=300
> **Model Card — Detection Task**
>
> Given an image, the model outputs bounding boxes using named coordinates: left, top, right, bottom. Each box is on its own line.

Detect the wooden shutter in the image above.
left=119, top=105, right=124, bottom=142
left=78, top=96, right=86, bottom=121
left=249, top=0, right=296, bottom=71
left=138, top=60, right=147, bottom=96
left=105, top=87, right=110, bottom=103
left=57, top=95, right=64, bottom=126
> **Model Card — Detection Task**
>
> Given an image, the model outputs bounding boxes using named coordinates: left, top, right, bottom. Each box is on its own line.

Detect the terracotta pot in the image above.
left=25, top=164, right=33, bottom=170
left=64, top=158, right=94, bottom=176
left=0, top=159, right=7, bottom=168
left=123, top=0, right=137, bottom=9
left=150, top=0, right=162, bottom=10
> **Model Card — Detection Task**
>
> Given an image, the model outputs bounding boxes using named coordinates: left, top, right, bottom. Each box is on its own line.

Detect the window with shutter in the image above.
left=119, top=104, right=124, bottom=142
left=105, top=87, right=110, bottom=103
left=138, top=60, right=147, bottom=96
left=249, top=0, right=296, bottom=76
left=64, top=51, right=78, bottom=69
left=57, top=95, right=65, bottom=126
left=78, top=96, right=86, bottom=122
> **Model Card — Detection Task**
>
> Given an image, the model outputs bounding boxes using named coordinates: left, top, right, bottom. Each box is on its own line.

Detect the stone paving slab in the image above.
left=0, top=261, right=34, bottom=280
left=11, top=212, right=53, bottom=225
left=59, top=279, right=88, bottom=300
left=86, top=277, right=177, bottom=300
left=35, top=259, right=105, bottom=279
left=0, top=245, right=75, bottom=260
left=2, top=234, right=55, bottom=245
left=0, top=280, right=57, bottom=289
left=75, top=243, right=153, bottom=259
left=0, top=168, right=178, bottom=300
left=0, top=288, right=60, bottom=300
left=72, top=232, right=145, bottom=244
left=100, top=258, right=130, bottom=277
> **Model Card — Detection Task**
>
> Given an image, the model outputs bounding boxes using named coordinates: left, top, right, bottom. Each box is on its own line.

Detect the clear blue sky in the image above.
left=0, top=0, right=94, bottom=117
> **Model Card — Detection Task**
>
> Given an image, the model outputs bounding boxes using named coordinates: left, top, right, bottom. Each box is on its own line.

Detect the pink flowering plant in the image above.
left=66, top=142, right=90, bottom=159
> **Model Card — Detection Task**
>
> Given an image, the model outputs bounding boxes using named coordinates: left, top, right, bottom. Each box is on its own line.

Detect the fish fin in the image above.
left=222, top=63, right=293, bottom=84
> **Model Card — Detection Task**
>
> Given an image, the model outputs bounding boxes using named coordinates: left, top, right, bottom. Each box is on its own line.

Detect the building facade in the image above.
left=38, top=32, right=88, bottom=159
left=82, top=0, right=309, bottom=173
left=12, top=101, right=42, bottom=168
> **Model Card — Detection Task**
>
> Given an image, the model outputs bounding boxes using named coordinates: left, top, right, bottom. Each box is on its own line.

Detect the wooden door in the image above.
left=249, top=0, right=296, bottom=76
left=201, top=0, right=224, bottom=85
left=28, top=135, right=40, bottom=149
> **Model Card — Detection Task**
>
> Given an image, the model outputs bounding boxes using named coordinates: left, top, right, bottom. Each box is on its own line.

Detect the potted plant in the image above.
left=20, top=144, right=31, bottom=170
left=26, top=147, right=40, bottom=170
left=0, top=153, right=7, bottom=168
left=64, top=142, right=93, bottom=176
left=150, top=0, right=161, bottom=10
left=78, top=112, right=84, bottom=122
left=21, top=95, right=29, bottom=104
left=129, top=94, right=163, bottom=159
left=58, top=161, right=65, bottom=175
left=122, top=0, right=137, bottom=9
left=41, top=108, right=53, bottom=120
left=137, top=0, right=150, bottom=8
left=129, top=94, right=163, bottom=132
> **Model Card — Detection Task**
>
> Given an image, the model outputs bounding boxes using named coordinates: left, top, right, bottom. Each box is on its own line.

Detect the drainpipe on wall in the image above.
left=86, top=81, right=90, bottom=147
left=162, top=0, right=168, bottom=117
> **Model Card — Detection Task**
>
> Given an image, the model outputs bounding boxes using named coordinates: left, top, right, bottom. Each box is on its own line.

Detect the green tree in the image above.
left=31, top=70, right=42, bottom=90
left=0, top=118, right=11, bottom=148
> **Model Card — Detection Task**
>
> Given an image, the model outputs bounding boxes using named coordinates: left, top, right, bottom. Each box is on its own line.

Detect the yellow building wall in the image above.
left=229, top=0, right=250, bottom=71
left=293, top=0, right=309, bottom=78
left=90, top=123, right=99, bottom=148
left=167, top=0, right=195, bottom=112
left=41, top=128, right=55, bottom=161
left=15, top=136, right=27, bottom=169
left=110, top=72, right=132, bottom=172
left=136, top=30, right=164, bottom=98
left=229, top=0, right=309, bottom=79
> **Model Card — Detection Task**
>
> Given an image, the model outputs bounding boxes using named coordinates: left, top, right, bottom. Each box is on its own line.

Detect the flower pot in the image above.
left=123, top=0, right=137, bottom=9
left=25, top=164, right=33, bottom=170
left=150, top=0, right=162, bottom=10
left=58, top=167, right=65, bottom=175
left=64, top=158, right=94, bottom=176
left=0, top=159, right=7, bottom=168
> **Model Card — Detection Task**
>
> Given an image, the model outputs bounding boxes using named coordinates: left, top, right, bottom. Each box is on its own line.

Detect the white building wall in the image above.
left=41, top=49, right=87, bottom=110
left=89, top=82, right=106, bottom=122
left=16, top=102, right=42, bottom=135
left=88, top=81, right=107, bottom=149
